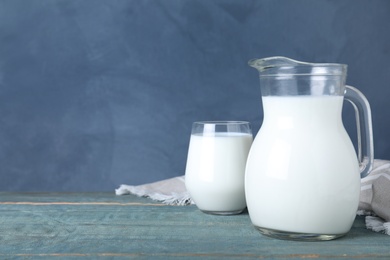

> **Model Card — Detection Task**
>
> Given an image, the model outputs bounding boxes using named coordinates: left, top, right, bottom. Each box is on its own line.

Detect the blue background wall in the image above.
left=1, top=0, right=389, bottom=191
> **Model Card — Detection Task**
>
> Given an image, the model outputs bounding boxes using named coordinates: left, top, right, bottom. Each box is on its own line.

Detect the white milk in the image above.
left=245, top=96, right=361, bottom=234
left=185, top=132, right=253, bottom=213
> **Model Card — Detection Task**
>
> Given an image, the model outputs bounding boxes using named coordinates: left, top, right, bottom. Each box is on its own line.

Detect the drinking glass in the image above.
left=185, top=121, right=253, bottom=215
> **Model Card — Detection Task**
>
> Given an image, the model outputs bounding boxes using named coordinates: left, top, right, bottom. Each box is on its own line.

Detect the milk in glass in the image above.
left=186, top=132, right=253, bottom=213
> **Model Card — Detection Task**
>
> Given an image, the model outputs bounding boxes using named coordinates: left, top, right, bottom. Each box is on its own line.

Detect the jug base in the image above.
left=255, top=226, right=346, bottom=241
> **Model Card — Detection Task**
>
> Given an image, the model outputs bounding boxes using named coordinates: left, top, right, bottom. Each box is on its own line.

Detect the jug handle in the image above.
left=344, top=85, right=374, bottom=178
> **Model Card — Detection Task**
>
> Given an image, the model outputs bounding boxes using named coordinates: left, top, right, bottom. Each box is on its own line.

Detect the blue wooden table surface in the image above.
left=0, top=192, right=389, bottom=259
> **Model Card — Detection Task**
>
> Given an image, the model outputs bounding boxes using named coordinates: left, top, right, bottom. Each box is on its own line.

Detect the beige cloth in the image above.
left=116, top=159, right=390, bottom=235
left=358, top=159, right=390, bottom=234
left=115, top=176, right=192, bottom=206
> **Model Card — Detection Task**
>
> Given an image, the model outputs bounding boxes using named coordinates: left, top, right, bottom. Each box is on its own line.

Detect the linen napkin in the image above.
left=116, top=176, right=193, bottom=206
left=357, top=159, right=390, bottom=235
left=116, top=159, right=390, bottom=235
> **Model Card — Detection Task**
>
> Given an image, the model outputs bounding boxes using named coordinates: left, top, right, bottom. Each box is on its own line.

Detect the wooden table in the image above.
left=0, top=193, right=389, bottom=259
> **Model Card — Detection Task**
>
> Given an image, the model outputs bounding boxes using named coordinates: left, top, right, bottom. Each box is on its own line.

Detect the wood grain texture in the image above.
left=0, top=193, right=389, bottom=259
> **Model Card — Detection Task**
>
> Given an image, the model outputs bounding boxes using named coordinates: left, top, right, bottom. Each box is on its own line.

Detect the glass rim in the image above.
left=193, top=121, right=250, bottom=126
left=249, top=56, right=347, bottom=76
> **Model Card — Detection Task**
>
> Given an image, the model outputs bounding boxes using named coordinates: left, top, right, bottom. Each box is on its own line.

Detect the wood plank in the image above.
left=0, top=192, right=157, bottom=204
left=0, top=193, right=389, bottom=259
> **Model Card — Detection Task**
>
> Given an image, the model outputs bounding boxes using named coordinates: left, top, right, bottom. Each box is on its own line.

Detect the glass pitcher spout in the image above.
left=249, top=56, right=300, bottom=71
left=249, top=56, right=347, bottom=96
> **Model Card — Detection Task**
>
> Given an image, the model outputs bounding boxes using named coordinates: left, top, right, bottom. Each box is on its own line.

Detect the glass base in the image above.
left=255, top=226, right=346, bottom=241
left=200, top=209, right=244, bottom=215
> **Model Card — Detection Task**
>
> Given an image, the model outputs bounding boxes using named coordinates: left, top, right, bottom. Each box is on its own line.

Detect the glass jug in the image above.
left=245, top=56, right=374, bottom=241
